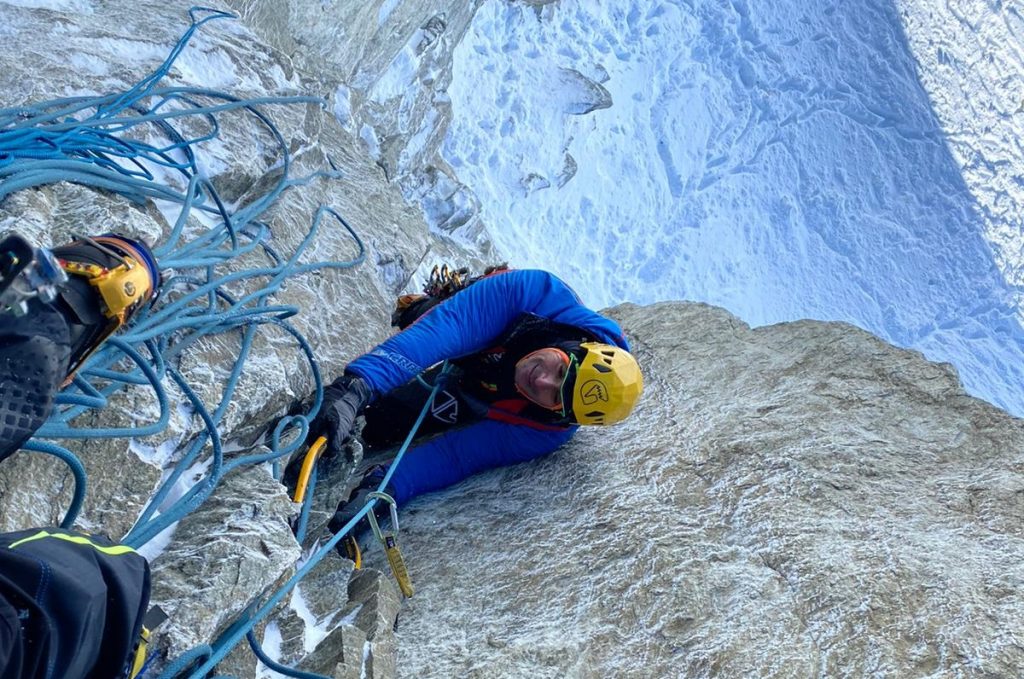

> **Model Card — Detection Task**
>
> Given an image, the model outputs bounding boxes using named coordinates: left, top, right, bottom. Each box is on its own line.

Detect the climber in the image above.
left=0, top=526, right=154, bottom=679
left=300, top=266, right=643, bottom=554
left=0, top=232, right=160, bottom=461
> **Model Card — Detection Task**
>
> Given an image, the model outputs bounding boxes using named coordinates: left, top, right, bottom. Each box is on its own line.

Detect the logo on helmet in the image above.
left=580, top=379, right=609, bottom=405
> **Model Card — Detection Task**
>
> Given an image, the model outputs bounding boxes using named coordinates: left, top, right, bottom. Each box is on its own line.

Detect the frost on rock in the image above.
left=393, top=301, right=1024, bottom=678
left=552, top=67, right=613, bottom=115
left=8, top=1, right=1024, bottom=679
left=0, top=1, right=476, bottom=677
left=148, top=465, right=300, bottom=666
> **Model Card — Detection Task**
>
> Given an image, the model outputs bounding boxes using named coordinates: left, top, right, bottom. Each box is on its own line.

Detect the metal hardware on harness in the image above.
left=424, top=263, right=469, bottom=298
left=0, top=234, right=67, bottom=316
left=365, top=491, right=414, bottom=597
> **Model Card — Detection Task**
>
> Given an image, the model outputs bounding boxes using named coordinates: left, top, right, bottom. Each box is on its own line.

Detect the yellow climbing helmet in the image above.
left=566, top=342, right=643, bottom=426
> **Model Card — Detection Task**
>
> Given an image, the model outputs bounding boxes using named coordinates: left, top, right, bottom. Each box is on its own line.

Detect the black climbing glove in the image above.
left=308, top=373, right=372, bottom=458
left=328, top=466, right=396, bottom=553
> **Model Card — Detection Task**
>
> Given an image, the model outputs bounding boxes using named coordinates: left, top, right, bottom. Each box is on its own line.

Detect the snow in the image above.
left=130, top=456, right=212, bottom=561
left=359, top=123, right=381, bottom=159
left=0, top=0, right=93, bottom=12
left=370, top=32, right=425, bottom=105
left=170, top=44, right=240, bottom=90
left=377, top=0, right=401, bottom=27
left=288, top=584, right=339, bottom=654
left=129, top=436, right=180, bottom=468
left=334, top=83, right=354, bottom=131
left=443, top=0, right=1024, bottom=417
left=254, top=620, right=283, bottom=679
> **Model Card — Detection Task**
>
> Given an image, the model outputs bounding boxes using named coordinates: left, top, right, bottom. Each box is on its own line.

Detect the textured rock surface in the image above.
left=149, top=465, right=300, bottom=664
left=392, top=301, right=1024, bottom=678
left=0, top=183, right=169, bottom=536
left=553, top=67, right=612, bottom=115
left=0, top=1, right=479, bottom=676
left=230, top=555, right=401, bottom=678
left=228, top=0, right=497, bottom=249
left=0, top=0, right=421, bottom=532
left=7, top=2, right=1024, bottom=679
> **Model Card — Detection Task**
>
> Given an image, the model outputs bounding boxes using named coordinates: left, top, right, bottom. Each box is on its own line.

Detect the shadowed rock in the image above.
left=555, top=67, right=613, bottom=115
left=148, top=464, right=300, bottom=667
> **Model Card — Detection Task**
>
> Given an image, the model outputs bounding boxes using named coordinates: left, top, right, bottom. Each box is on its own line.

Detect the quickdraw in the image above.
left=366, top=491, right=414, bottom=598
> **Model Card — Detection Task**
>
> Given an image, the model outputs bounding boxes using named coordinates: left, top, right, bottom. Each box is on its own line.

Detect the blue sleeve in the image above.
left=347, top=269, right=627, bottom=397
left=388, top=420, right=578, bottom=504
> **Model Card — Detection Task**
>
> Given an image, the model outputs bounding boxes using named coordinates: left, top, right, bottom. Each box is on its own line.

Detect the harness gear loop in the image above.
left=365, top=491, right=414, bottom=597
left=291, top=435, right=327, bottom=504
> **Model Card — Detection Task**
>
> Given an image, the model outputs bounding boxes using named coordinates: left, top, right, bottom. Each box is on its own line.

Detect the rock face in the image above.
left=4, top=2, right=1024, bottom=679
left=149, top=465, right=301, bottom=661
left=227, top=0, right=497, bottom=249
left=0, top=1, right=483, bottom=676
left=392, top=301, right=1024, bottom=678
left=553, top=67, right=612, bottom=115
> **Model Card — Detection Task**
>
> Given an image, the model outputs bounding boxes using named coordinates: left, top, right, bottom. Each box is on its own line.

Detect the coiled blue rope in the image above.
left=2, top=7, right=439, bottom=677
left=18, top=439, right=88, bottom=529
left=1, top=7, right=366, bottom=536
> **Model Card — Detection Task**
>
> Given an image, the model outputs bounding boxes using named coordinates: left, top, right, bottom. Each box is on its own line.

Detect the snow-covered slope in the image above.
left=441, top=0, right=1024, bottom=418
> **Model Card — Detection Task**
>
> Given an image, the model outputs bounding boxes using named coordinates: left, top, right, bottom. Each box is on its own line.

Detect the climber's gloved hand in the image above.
left=328, top=466, right=396, bottom=555
left=308, top=373, right=372, bottom=458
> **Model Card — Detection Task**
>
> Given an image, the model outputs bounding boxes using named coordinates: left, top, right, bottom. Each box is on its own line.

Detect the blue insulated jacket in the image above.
left=346, top=269, right=629, bottom=504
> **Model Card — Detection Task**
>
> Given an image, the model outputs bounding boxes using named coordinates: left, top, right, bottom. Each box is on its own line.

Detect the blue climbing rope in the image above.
left=2, top=7, right=365, bottom=534
left=2, top=7, right=442, bottom=677
left=168, top=366, right=450, bottom=679
left=18, top=439, right=88, bottom=529
left=246, top=629, right=328, bottom=679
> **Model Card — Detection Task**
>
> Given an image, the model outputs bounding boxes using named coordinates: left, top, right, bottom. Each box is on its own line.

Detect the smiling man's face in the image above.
left=514, top=347, right=570, bottom=410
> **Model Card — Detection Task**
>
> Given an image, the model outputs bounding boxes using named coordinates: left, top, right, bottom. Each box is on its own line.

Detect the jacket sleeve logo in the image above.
left=430, top=390, right=459, bottom=424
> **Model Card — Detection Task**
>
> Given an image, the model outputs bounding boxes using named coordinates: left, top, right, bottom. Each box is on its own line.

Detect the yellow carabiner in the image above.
left=292, top=436, right=327, bottom=504
left=365, top=491, right=414, bottom=597
left=341, top=535, right=362, bottom=569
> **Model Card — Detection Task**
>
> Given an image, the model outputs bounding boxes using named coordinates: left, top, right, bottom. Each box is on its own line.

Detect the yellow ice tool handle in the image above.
left=61, top=257, right=151, bottom=322
left=128, top=625, right=150, bottom=679
left=366, top=491, right=414, bottom=597
left=128, top=606, right=167, bottom=678
left=292, top=436, right=327, bottom=504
